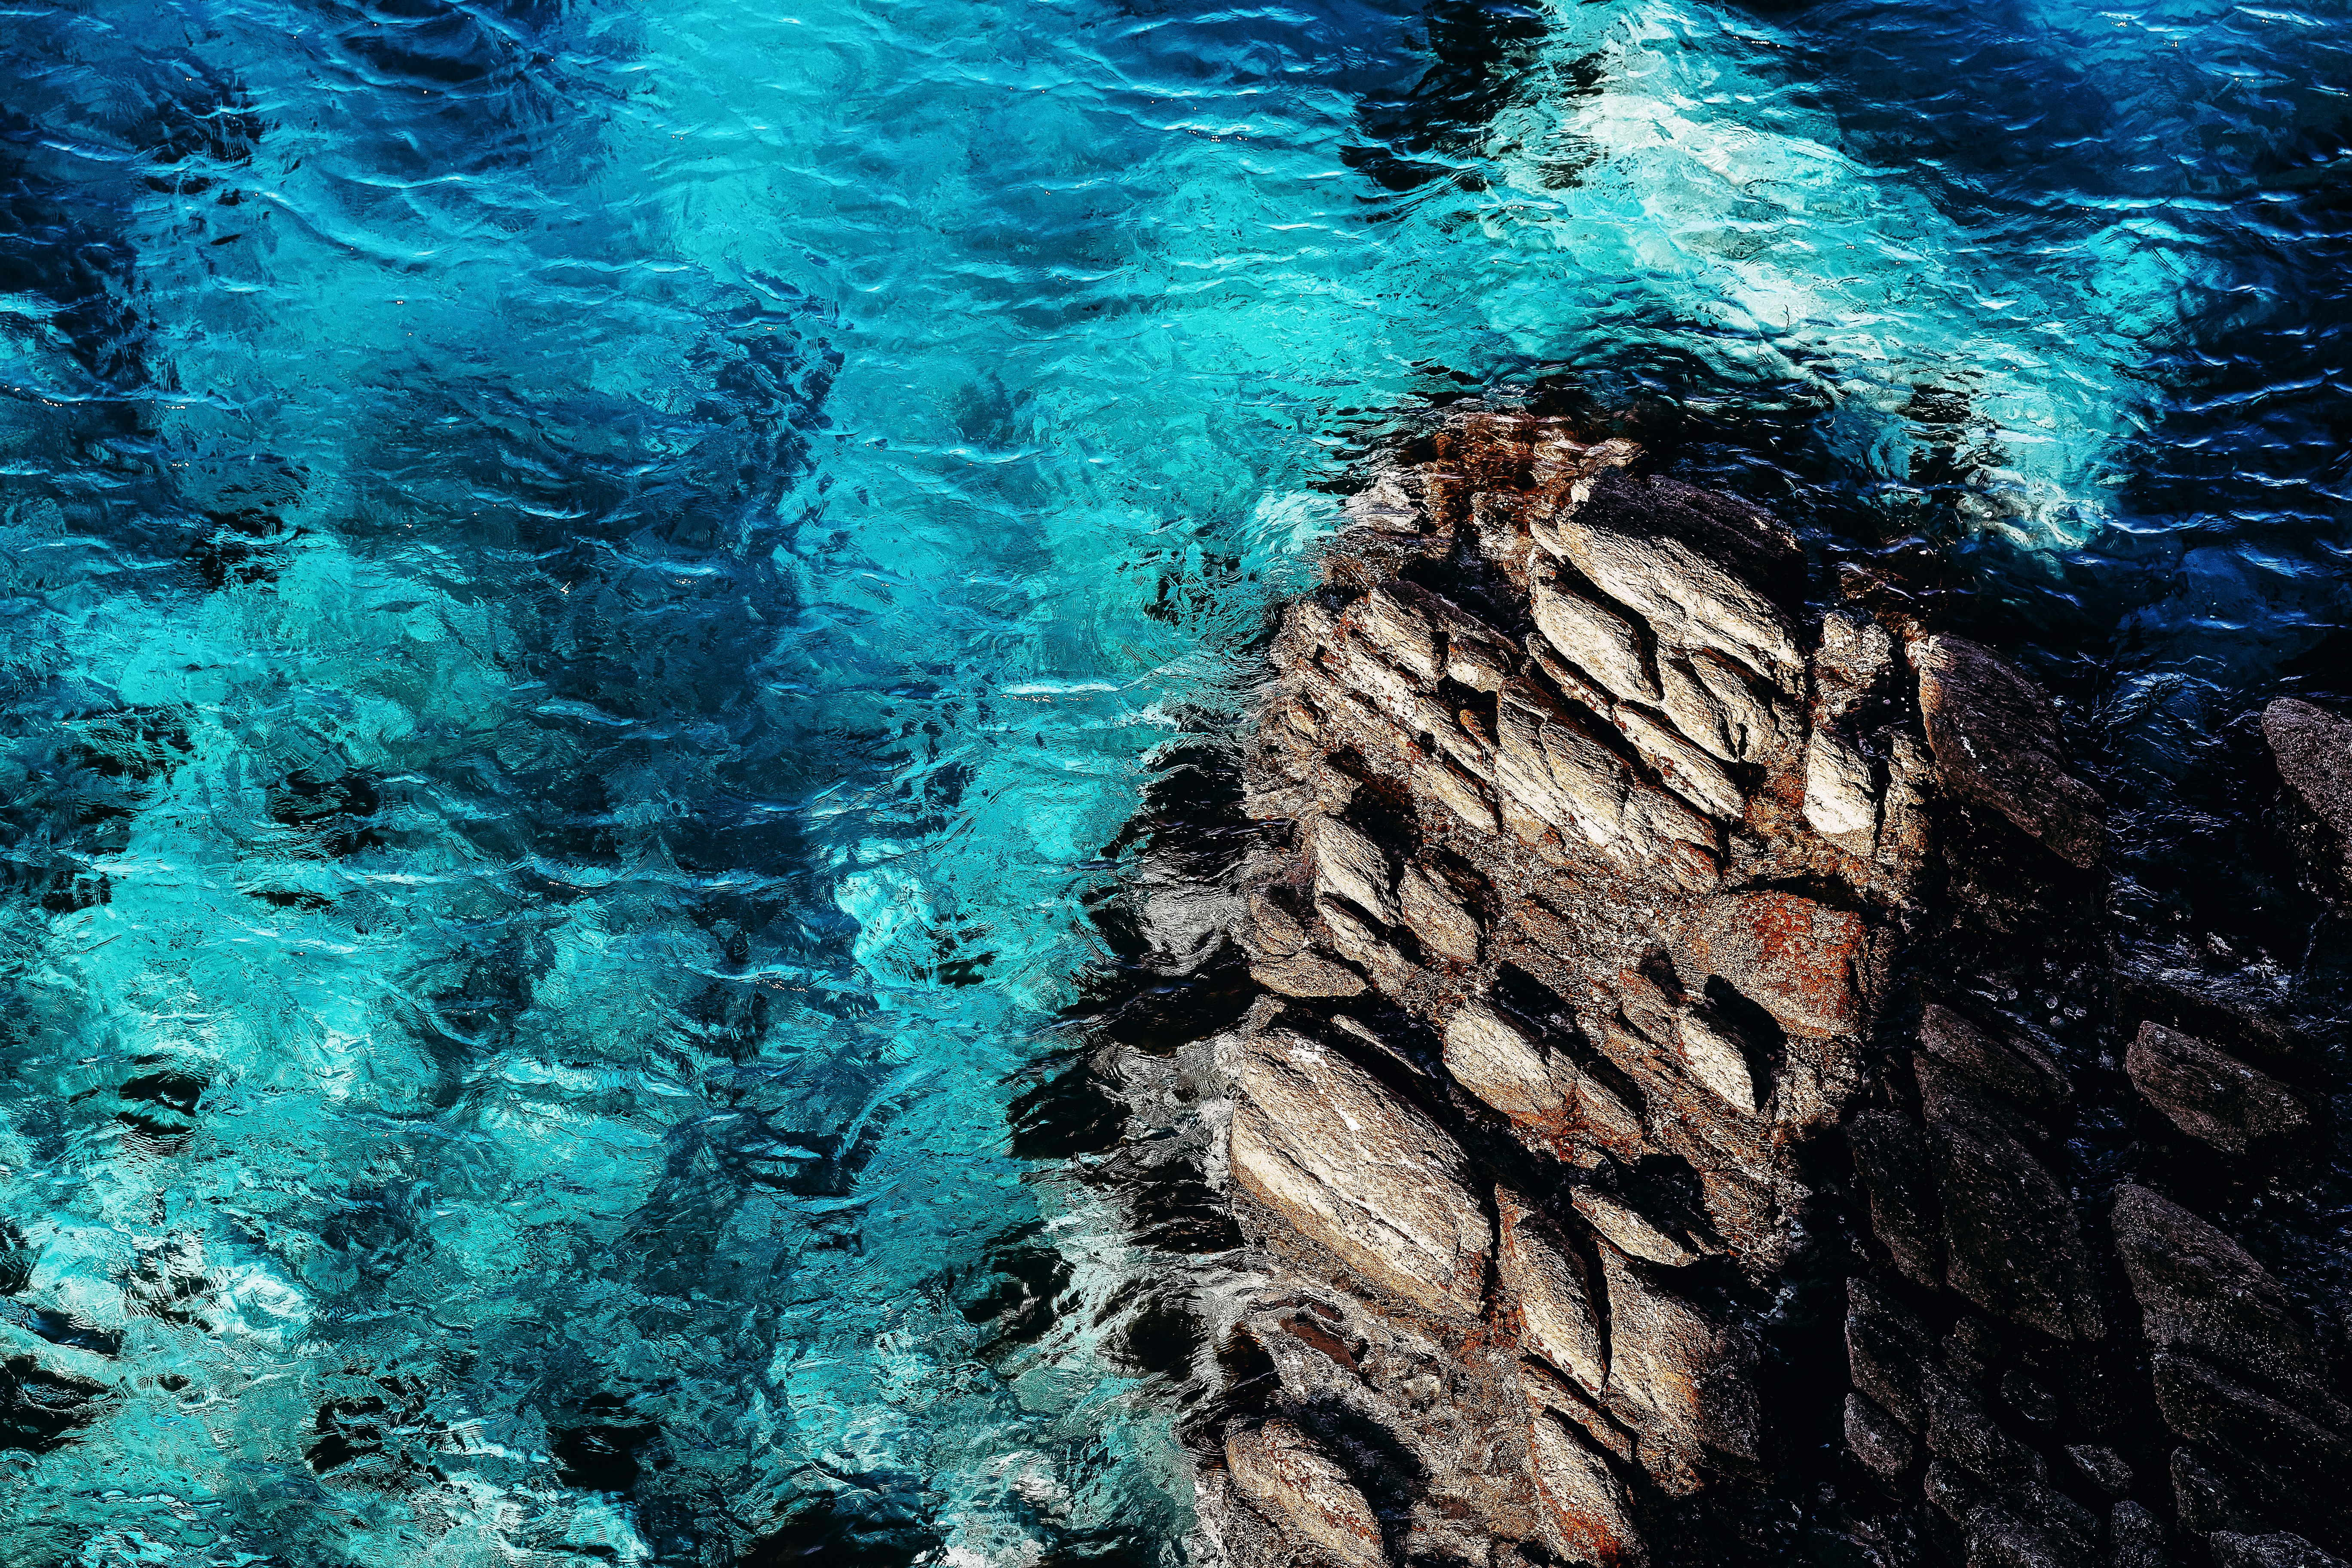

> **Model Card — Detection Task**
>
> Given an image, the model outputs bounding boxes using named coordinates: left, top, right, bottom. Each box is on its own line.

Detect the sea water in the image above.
left=0, top=0, right=2344, bottom=1560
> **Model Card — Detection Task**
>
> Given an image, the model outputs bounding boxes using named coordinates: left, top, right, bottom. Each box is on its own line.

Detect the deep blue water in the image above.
left=0, top=0, right=2346, bottom=1560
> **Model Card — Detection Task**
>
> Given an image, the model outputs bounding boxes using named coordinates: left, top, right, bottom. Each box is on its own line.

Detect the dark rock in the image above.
left=2261, top=698, right=2352, bottom=887
left=2124, top=1022, right=2320, bottom=1163
left=1999, top=1369, right=2063, bottom=1433
left=2111, top=1185, right=2343, bottom=1424
left=1926, top=1090, right=2103, bottom=1340
left=2212, top=1534, right=2351, bottom=1568
left=2172, top=1446, right=2251, bottom=1537
left=1850, top=1109, right=1946, bottom=1289
left=1847, top=1276, right=1933, bottom=1431
left=1848, top=1390, right=1916, bottom=1480
left=2065, top=1445, right=2132, bottom=1496
left=1920, top=1003, right=2072, bottom=1123
left=2152, top=1354, right=2352, bottom=1552
left=2111, top=1501, right=2169, bottom=1568
left=1921, top=1360, right=2048, bottom=1487
left=1926, top=1460, right=2099, bottom=1568
left=1914, top=635, right=2104, bottom=869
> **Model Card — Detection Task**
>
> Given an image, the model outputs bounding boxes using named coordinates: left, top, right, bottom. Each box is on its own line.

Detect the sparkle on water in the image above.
left=0, top=0, right=2344, bottom=1559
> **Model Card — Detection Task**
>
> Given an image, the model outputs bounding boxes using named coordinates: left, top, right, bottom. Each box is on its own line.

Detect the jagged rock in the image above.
left=1231, top=1029, right=1491, bottom=1319
left=1444, top=1002, right=1569, bottom=1126
left=1926, top=1459, right=2099, bottom=1568
left=1530, top=560, right=1657, bottom=705
left=1498, top=1188, right=1607, bottom=1393
left=1926, top=1088, right=2102, bottom=1340
left=1847, top=1391, right=1916, bottom=1479
left=2262, top=698, right=2352, bottom=887
left=1398, top=862, right=1481, bottom=965
left=2212, top=1534, right=2350, bottom=1568
left=2124, top=1021, right=2319, bottom=1162
left=2152, top=1353, right=2352, bottom=1552
left=1675, top=1011, right=1757, bottom=1113
left=1526, top=1406, right=1647, bottom=1568
left=1311, top=816, right=1400, bottom=927
left=1850, top=1110, right=1946, bottom=1289
left=2111, top=1502, right=2170, bottom=1568
left=1225, top=1419, right=1386, bottom=1567
left=1573, top=1187, right=1698, bottom=1268
left=2172, top=1445, right=2251, bottom=1537
left=1348, top=585, right=1442, bottom=684
left=1847, top=1276, right=1932, bottom=1431
left=1920, top=1004, right=2071, bottom=1123
left=1599, top=1243, right=1761, bottom=1485
left=2111, top=1185, right=2343, bottom=1424
left=1921, top=1361, right=2048, bottom=1487
left=1540, top=469, right=1802, bottom=682
left=1523, top=1353, right=1638, bottom=1464
left=1675, top=890, right=1868, bottom=1039
left=2066, top=1446, right=2132, bottom=1495
left=1805, top=723, right=1880, bottom=850
left=1914, top=634, right=2104, bottom=869
left=1252, top=951, right=1369, bottom=998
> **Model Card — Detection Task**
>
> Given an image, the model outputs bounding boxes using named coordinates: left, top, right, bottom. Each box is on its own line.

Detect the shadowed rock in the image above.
left=2125, top=1021, right=2320, bottom=1163
left=2261, top=698, right=2352, bottom=889
left=1916, top=634, right=2104, bottom=868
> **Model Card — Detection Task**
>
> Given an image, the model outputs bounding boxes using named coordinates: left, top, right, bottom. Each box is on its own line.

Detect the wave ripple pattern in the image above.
left=0, top=0, right=2344, bottom=1560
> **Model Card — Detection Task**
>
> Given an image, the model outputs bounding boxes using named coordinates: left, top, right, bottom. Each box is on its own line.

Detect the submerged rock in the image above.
left=2262, top=698, right=2352, bottom=889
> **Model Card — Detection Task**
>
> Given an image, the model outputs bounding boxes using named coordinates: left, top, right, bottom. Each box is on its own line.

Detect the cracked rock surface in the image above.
left=1041, top=405, right=2349, bottom=1568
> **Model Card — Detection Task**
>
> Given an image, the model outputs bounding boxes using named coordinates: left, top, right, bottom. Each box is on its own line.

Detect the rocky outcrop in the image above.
left=1205, top=408, right=2113, bottom=1568
left=1059, top=404, right=2348, bottom=1568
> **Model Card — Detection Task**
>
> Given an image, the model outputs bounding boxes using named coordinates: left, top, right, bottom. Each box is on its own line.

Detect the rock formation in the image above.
left=1153, top=407, right=2348, bottom=1568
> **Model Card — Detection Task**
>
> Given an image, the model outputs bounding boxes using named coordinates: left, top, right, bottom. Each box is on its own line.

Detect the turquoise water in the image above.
left=0, top=0, right=2346, bottom=1559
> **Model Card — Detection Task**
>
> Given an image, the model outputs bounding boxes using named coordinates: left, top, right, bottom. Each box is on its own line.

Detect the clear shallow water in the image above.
left=0, top=0, right=2344, bottom=1560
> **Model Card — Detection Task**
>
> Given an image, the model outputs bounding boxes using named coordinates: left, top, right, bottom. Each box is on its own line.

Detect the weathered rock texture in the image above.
left=1175, top=409, right=2346, bottom=1568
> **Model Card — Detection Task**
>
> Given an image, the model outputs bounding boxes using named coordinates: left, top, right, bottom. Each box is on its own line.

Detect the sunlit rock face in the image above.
left=1134, top=408, right=2350, bottom=1568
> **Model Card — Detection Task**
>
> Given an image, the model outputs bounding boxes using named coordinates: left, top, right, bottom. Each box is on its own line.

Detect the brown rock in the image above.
left=1398, top=862, right=1481, bottom=965
left=1599, top=1244, right=1761, bottom=1481
left=1445, top=1002, right=1569, bottom=1125
left=1677, top=891, right=1868, bottom=1040
left=1232, top=1029, right=1491, bottom=1319
left=2111, top=1185, right=2344, bottom=1424
left=2125, top=1021, right=2319, bottom=1161
left=1348, top=585, right=1442, bottom=684
left=1225, top=1418, right=1386, bottom=1566
left=1547, top=470, right=1803, bottom=683
left=1311, top=815, right=1400, bottom=927
left=2262, top=698, right=2352, bottom=885
left=1915, top=634, right=2104, bottom=869
left=1927, top=1090, right=2102, bottom=1340
left=1572, top=1187, right=1699, bottom=1268
left=1530, top=561, right=1657, bottom=705
left=1498, top=1188, right=1607, bottom=1392
left=1252, top=950, right=1369, bottom=999
left=1526, top=1406, right=1647, bottom=1567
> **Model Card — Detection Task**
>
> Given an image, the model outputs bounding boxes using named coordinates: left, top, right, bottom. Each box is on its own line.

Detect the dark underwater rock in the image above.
left=2262, top=698, right=2352, bottom=890
left=2124, top=1020, right=2321, bottom=1164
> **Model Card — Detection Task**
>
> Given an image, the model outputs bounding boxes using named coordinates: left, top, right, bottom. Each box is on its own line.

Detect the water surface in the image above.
left=0, top=0, right=2345, bottom=1559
